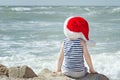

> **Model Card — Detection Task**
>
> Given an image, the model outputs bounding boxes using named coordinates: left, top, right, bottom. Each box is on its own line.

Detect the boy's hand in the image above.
left=89, top=69, right=98, bottom=74
left=56, top=69, right=61, bottom=72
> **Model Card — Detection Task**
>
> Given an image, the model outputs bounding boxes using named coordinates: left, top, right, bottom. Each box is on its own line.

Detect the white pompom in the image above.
left=87, top=40, right=96, bottom=47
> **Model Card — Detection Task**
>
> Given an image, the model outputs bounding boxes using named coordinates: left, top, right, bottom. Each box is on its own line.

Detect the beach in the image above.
left=0, top=6, right=120, bottom=80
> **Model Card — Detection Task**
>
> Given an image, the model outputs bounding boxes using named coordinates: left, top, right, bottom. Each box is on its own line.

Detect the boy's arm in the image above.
left=56, top=42, right=64, bottom=72
left=81, top=39, right=96, bottom=73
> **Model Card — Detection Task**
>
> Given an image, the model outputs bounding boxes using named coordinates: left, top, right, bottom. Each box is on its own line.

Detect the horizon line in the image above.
left=0, top=5, right=120, bottom=7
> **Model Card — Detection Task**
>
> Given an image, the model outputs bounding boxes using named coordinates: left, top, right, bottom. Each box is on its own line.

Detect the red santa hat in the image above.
left=64, top=16, right=96, bottom=46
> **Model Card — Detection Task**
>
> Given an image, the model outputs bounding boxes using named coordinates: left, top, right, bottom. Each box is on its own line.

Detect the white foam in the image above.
left=21, top=40, right=61, bottom=49
left=90, top=51, right=120, bottom=79
left=0, top=42, right=120, bottom=79
left=38, top=11, right=56, bottom=15
left=0, top=41, right=10, bottom=48
left=84, top=8, right=91, bottom=12
left=84, top=11, right=97, bottom=16
left=39, top=6, right=52, bottom=9
left=0, top=53, right=57, bottom=73
left=68, top=6, right=79, bottom=9
left=11, top=7, right=31, bottom=11
left=111, top=7, right=120, bottom=13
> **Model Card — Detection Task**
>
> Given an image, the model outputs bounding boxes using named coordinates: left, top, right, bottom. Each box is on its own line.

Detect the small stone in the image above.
left=0, top=64, right=9, bottom=76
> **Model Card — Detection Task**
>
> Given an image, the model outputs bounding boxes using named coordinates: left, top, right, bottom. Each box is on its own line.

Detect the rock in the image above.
left=32, top=76, right=47, bottom=80
left=38, top=68, right=72, bottom=80
left=39, top=68, right=109, bottom=80
left=75, top=73, right=109, bottom=80
left=0, top=64, right=109, bottom=80
left=9, top=65, right=37, bottom=78
left=0, top=75, right=9, bottom=80
left=0, top=64, right=9, bottom=76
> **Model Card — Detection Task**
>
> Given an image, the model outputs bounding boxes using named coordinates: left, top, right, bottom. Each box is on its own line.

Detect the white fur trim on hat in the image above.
left=64, top=26, right=83, bottom=40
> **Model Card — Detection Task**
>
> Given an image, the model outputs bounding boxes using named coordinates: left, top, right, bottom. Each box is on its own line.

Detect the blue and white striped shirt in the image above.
left=62, top=38, right=86, bottom=72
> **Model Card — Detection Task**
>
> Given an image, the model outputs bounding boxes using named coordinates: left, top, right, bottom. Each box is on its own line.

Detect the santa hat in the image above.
left=64, top=16, right=96, bottom=46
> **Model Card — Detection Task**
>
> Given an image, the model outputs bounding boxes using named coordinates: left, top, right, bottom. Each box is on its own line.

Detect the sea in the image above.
left=0, top=6, right=120, bottom=80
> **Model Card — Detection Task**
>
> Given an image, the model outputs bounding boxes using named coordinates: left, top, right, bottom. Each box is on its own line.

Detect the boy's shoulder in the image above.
left=80, top=39, right=87, bottom=46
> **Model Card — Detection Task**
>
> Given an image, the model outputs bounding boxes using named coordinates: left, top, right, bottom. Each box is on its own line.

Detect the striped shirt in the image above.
left=62, top=38, right=86, bottom=72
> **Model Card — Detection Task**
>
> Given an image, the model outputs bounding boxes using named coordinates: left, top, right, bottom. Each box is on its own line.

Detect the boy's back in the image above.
left=62, top=38, right=86, bottom=72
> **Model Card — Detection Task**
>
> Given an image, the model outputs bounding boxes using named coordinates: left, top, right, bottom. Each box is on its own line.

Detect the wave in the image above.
left=84, top=7, right=91, bottom=12
left=0, top=53, right=57, bottom=73
left=91, top=51, right=120, bottom=80
left=111, top=7, right=120, bottom=13
left=11, top=7, right=32, bottom=11
left=68, top=6, right=80, bottom=9
left=27, top=21, right=62, bottom=27
left=37, top=11, right=56, bottom=15
left=33, top=6, right=53, bottom=10
left=10, top=6, right=53, bottom=12
left=0, top=49, right=120, bottom=79
left=0, top=40, right=60, bottom=72
left=84, top=11, right=98, bottom=16
left=0, top=40, right=61, bottom=55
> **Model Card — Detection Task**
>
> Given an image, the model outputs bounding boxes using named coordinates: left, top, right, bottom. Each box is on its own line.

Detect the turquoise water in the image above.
left=0, top=6, right=120, bottom=80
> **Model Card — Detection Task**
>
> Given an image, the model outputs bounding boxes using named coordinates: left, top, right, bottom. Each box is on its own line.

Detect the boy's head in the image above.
left=64, top=16, right=89, bottom=40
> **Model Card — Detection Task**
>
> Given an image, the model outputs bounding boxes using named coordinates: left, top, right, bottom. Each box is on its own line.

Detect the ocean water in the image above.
left=0, top=6, right=120, bottom=80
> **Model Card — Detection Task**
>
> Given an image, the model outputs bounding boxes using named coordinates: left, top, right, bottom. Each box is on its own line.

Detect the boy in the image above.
left=56, top=16, right=97, bottom=78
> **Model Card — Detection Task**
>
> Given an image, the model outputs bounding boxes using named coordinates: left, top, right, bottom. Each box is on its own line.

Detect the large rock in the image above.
left=9, top=65, right=37, bottom=78
left=77, top=73, right=109, bottom=80
left=38, top=68, right=109, bottom=80
left=0, top=64, right=9, bottom=76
